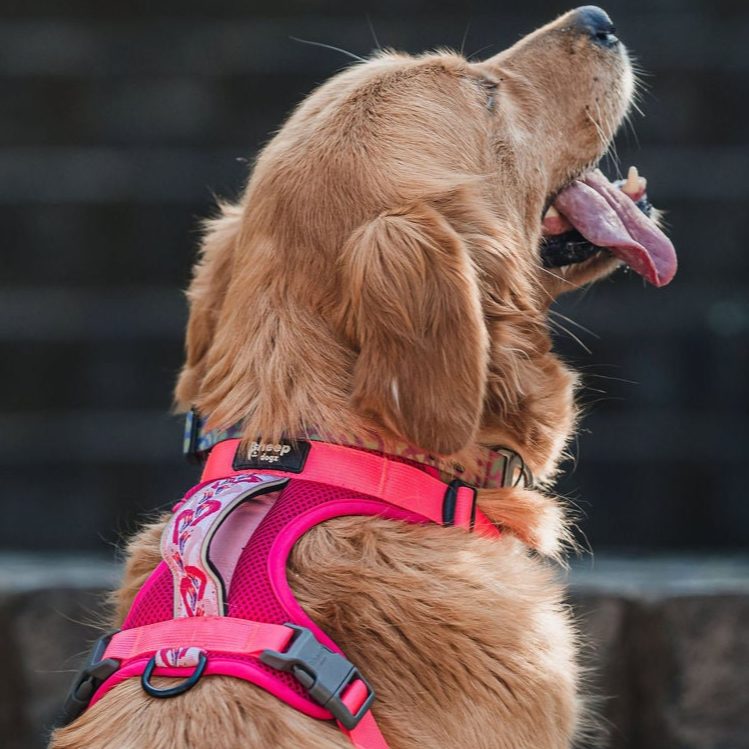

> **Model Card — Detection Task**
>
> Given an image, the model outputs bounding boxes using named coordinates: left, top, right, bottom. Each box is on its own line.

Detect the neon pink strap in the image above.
left=102, top=617, right=389, bottom=747
left=340, top=683, right=390, bottom=749
left=103, top=616, right=294, bottom=662
left=202, top=440, right=500, bottom=539
left=343, top=712, right=391, bottom=749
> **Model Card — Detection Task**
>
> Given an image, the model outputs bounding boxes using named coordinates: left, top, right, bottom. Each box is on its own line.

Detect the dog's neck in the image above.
left=183, top=411, right=533, bottom=490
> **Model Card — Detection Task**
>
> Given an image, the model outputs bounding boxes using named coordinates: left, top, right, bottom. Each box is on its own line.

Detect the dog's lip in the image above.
left=540, top=168, right=677, bottom=287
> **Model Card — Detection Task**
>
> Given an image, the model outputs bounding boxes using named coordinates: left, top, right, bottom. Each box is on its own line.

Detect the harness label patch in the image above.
left=233, top=439, right=311, bottom=473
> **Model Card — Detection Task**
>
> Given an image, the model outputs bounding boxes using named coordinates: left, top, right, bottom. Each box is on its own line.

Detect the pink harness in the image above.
left=62, top=438, right=506, bottom=749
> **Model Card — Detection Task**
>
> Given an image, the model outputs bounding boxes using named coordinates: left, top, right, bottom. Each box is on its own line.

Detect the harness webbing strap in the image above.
left=343, top=710, right=392, bottom=749
left=103, top=617, right=294, bottom=662
left=203, top=439, right=501, bottom=539
left=99, top=615, right=387, bottom=745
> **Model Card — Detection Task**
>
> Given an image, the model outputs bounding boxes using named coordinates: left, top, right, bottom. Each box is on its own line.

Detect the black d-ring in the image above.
left=141, top=651, right=208, bottom=699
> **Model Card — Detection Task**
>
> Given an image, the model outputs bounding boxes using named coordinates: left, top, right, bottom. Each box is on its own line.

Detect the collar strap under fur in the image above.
left=183, top=411, right=534, bottom=490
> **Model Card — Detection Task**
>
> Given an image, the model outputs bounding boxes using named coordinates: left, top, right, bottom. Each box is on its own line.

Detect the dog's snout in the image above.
left=570, top=6, right=619, bottom=47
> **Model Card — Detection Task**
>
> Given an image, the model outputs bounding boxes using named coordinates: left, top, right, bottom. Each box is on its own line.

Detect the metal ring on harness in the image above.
left=141, top=651, right=208, bottom=699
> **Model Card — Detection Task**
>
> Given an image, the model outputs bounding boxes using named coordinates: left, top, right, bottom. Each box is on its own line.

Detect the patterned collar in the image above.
left=182, top=410, right=533, bottom=490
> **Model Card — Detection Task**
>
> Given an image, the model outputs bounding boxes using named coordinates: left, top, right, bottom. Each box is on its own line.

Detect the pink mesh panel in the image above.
left=226, top=479, right=376, bottom=697
left=122, top=563, right=175, bottom=629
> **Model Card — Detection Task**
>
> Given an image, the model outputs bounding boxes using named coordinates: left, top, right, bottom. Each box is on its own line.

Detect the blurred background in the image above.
left=3, top=4, right=749, bottom=749
left=1, top=0, right=747, bottom=556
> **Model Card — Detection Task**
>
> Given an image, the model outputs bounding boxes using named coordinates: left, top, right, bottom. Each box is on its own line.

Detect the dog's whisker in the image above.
left=631, top=70, right=651, bottom=92
left=575, top=364, right=639, bottom=386
left=366, top=15, right=382, bottom=52
left=582, top=372, right=639, bottom=385
left=595, top=101, right=621, bottom=171
left=289, top=36, right=367, bottom=63
left=465, top=43, right=497, bottom=60
left=548, top=309, right=600, bottom=339
left=585, top=108, right=613, bottom=161
left=536, top=264, right=589, bottom=292
left=460, top=19, right=472, bottom=56
left=629, top=63, right=654, bottom=82
left=549, top=319, right=593, bottom=354
left=628, top=95, right=646, bottom=118
left=623, top=111, right=641, bottom=149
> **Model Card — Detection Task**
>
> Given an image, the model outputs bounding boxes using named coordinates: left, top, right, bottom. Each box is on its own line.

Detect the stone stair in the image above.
left=1, top=554, right=748, bottom=749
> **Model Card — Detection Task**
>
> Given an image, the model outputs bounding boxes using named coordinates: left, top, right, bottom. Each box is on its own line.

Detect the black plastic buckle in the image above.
left=442, top=478, right=478, bottom=531
left=259, top=624, right=375, bottom=730
left=61, top=630, right=121, bottom=725
left=184, top=408, right=206, bottom=465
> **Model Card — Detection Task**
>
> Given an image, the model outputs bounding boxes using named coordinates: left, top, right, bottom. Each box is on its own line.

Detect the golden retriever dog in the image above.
left=51, top=6, right=676, bottom=749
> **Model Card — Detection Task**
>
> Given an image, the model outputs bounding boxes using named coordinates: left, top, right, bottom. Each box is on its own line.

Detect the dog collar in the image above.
left=182, top=410, right=534, bottom=490
left=196, top=437, right=500, bottom=537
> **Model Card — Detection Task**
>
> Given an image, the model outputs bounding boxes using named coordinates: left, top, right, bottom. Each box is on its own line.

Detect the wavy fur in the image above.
left=52, top=9, right=635, bottom=749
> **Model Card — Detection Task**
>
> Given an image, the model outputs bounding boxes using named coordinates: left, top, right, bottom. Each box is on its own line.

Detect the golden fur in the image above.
left=51, top=9, right=635, bottom=749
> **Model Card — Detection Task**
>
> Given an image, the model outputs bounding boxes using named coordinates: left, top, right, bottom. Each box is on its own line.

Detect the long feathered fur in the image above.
left=51, top=9, right=635, bottom=749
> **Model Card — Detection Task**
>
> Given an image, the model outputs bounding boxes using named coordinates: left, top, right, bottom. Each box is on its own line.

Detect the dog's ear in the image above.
left=174, top=203, right=243, bottom=410
left=339, top=201, right=488, bottom=456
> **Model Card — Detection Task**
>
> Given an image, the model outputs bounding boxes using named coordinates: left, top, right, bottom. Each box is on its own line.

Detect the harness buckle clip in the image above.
left=61, top=629, right=121, bottom=725
left=260, top=624, right=375, bottom=730
left=442, top=479, right=478, bottom=531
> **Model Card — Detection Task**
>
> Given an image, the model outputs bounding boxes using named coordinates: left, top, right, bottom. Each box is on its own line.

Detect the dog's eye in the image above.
left=475, top=77, right=499, bottom=111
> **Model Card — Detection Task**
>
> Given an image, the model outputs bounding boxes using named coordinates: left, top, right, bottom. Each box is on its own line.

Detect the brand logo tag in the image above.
left=232, top=439, right=311, bottom=473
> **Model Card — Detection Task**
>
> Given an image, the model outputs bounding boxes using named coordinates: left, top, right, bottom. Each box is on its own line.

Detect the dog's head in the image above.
left=176, top=7, right=674, bottom=485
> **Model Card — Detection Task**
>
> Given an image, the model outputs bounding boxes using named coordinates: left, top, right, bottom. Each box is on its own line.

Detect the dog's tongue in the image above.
left=550, top=170, right=677, bottom=286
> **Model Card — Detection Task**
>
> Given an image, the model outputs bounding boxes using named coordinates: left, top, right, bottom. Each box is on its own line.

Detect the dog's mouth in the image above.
left=540, top=167, right=677, bottom=287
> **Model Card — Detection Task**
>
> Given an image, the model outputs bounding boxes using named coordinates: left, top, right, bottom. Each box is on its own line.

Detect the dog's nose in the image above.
left=570, top=6, right=619, bottom=47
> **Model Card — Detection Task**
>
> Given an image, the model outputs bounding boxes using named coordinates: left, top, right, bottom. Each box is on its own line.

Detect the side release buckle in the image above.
left=61, top=630, right=121, bottom=725
left=259, top=624, right=375, bottom=729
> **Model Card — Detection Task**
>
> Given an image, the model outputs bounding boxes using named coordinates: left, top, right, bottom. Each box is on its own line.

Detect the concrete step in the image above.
left=1, top=554, right=747, bottom=749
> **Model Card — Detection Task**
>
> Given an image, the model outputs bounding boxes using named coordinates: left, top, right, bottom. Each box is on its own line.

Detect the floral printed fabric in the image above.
left=161, top=473, right=284, bottom=618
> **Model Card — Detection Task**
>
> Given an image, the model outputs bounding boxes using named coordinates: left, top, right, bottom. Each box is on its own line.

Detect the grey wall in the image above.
left=1, top=0, right=747, bottom=553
